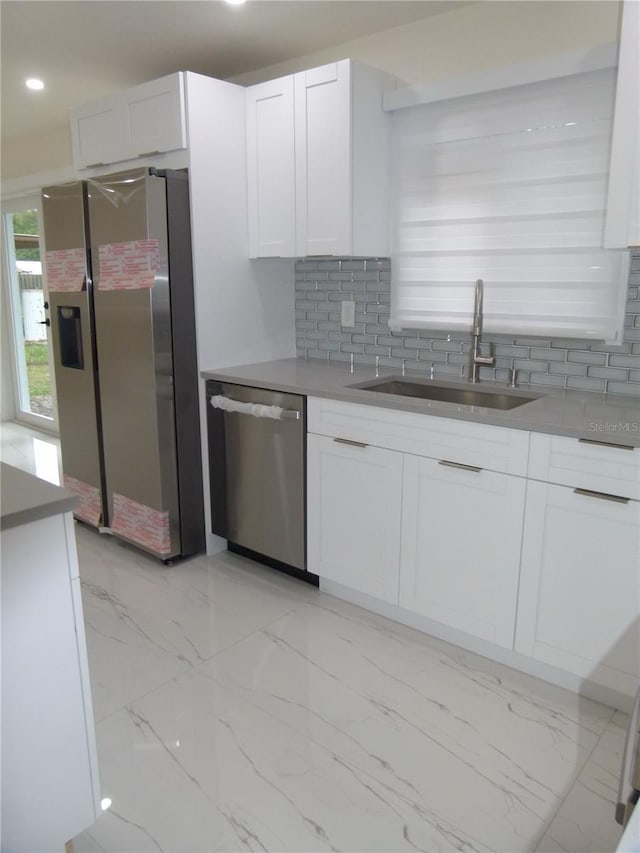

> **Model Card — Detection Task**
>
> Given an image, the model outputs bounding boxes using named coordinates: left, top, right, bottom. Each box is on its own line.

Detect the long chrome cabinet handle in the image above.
left=439, top=459, right=482, bottom=473
left=578, top=438, right=636, bottom=451
left=333, top=438, right=368, bottom=448
left=573, top=487, right=630, bottom=504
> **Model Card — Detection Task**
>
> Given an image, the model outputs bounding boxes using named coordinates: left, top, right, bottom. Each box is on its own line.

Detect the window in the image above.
left=1, top=196, right=57, bottom=427
left=390, top=69, right=630, bottom=342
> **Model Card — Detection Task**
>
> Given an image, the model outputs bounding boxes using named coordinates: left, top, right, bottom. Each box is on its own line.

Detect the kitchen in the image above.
left=1, top=1, right=639, bottom=851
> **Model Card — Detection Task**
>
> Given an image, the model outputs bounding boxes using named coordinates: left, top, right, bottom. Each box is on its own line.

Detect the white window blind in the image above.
left=390, top=69, right=630, bottom=342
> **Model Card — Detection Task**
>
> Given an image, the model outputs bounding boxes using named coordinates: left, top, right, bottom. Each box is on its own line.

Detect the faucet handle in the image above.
left=508, top=368, right=518, bottom=388
left=475, top=354, right=495, bottom=366
left=476, top=340, right=495, bottom=366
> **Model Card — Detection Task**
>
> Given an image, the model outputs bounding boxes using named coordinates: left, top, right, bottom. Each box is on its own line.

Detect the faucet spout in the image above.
left=472, top=278, right=483, bottom=337
left=469, top=278, right=495, bottom=384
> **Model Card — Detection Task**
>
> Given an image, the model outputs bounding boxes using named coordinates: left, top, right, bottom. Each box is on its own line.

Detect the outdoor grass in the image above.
left=25, top=341, right=51, bottom=397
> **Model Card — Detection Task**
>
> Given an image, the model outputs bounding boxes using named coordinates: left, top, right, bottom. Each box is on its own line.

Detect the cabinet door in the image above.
left=604, top=0, right=640, bottom=247
left=122, top=72, right=187, bottom=160
left=70, top=93, right=123, bottom=168
left=294, top=61, right=351, bottom=256
left=246, top=76, right=296, bottom=257
left=1, top=514, right=99, bottom=850
left=307, top=433, right=403, bottom=604
left=516, top=481, right=640, bottom=694
left=400, top=455, right=526, bottom=648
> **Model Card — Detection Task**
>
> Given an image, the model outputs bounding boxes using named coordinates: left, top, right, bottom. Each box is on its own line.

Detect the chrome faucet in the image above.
left=469, top=278, right=495, bottom=384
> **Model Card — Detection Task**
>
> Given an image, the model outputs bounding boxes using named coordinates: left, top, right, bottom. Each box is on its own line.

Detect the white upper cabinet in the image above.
left=246, top=59, right=394, bottom=258
left=604, top=0, right=640, bottom=247
left=294, top=61, right=352, bottom=256
left=70, top=72, right=187, bottom=169
left=121, top=74, right=187, bottom=160
left=246, top=76, right=296, bottom=258
left=70, top=93, right=123, bottom=169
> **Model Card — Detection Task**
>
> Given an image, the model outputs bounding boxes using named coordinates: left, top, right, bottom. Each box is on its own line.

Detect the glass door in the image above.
left=2, top=195, right=58, bottom=430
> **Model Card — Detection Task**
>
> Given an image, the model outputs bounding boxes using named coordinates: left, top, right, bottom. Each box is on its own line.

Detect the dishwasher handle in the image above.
left=209, top=394, right=300, bottom=420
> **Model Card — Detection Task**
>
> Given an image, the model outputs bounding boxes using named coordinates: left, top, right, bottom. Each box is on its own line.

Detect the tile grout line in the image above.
left=531, top=705, right=618, bottom=851
left=88, top=600, right=306, bottom=726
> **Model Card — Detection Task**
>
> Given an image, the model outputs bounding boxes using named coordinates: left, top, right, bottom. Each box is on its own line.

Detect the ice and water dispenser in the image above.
left=56, top=306, right=84, bottom=370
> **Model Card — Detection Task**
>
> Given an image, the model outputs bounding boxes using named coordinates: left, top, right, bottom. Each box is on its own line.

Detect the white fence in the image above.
left=19, top=273, right=46, bottom=341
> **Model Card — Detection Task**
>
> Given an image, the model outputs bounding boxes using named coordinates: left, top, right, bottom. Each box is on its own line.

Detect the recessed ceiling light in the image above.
left=224, top=0, right=246, bottom=5
left=25, top=78, right=45, bottom=91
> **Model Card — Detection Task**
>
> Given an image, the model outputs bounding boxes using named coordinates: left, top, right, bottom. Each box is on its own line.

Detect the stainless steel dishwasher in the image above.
left=206, top=381, right=307, bottom=574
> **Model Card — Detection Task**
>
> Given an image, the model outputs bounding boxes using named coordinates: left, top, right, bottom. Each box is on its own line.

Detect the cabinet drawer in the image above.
left=528, top=432, right=640, bottom=500
left=308, top=397, right=529, bottom=475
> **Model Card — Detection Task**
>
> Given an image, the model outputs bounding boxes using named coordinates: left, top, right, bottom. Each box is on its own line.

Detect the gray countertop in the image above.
left=201, top=358, right=640, bottom=447
left=1, top=463, right=78, bottom=531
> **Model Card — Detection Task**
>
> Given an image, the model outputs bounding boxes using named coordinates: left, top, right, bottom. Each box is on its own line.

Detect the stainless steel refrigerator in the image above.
left=42, top=168, right=204, bottom=561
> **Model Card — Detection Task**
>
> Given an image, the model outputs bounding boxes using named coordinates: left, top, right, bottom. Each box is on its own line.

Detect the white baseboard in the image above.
left=320, top=578, right=635, bottom=714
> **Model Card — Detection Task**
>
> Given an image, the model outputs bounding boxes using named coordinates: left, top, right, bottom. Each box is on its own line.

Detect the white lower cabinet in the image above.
left=516, top=480, right=640, bottom=696
left=2, top=512, right=100, bottom=851
left=307, top=433, right=403, bottom=604
left=306, top=396, right=640, bottom=704
left=399, top=455, right=526, bottom=648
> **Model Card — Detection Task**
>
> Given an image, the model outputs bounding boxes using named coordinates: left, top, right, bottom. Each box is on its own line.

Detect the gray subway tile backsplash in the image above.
left=548, top=361, right=589, bottom=377
left=295, top=253, right=640, bottom=396
left=606, top=381, right=640, bottom=396
left=528, top=373, right=568, bottom=387
left=566, top=376, right=607, bottom=392
left=567, top=350, right=607, bottom=366
left=587, top=365, right=630, bottom=381
left=530, top=347, right=566, bottom=362
left=609, top=354, right=640, bottom=368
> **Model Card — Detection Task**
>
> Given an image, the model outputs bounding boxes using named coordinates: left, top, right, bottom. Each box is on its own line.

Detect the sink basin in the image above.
left=351, top=378, right=539, bottom=410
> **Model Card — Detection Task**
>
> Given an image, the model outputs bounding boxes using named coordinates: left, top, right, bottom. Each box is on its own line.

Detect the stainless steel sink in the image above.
left=351, top=378, right=539, bottom=410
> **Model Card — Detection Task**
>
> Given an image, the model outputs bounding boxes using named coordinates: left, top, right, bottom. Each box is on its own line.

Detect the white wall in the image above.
left=231, top=1, right=620, bottom=86
left=2, top=125, right=72, bottom=183
left=1, top=300, right=16, bottom=422
left=1, top=209, right=17, bottom=422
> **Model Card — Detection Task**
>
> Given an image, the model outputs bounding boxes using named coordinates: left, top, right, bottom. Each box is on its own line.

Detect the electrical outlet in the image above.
left=341, top=300, right=356, bottom=328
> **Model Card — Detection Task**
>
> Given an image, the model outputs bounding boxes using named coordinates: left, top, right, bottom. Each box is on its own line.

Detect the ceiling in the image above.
left=1, top=0, right=467, bottom=144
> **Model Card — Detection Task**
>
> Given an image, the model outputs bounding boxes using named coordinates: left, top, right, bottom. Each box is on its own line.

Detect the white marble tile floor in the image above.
left=0, top=422, right=628, bottom=852
left=0, top=420, right=62, bottom=485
